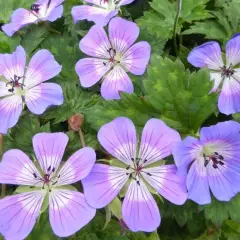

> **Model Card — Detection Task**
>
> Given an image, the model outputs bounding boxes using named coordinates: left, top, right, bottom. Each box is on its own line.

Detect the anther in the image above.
left=137, top=181, right=140, bottom=186
left=146, top=172, right=152, bottom=176
left=126, top=165, right=130, bottom=170
left=33, top=173, right=37, bottom=178
left=47, top=166, right=51, bottom=172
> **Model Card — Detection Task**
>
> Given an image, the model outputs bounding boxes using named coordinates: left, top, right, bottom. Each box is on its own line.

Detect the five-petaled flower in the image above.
left=75, top=17, right=151, bottom=100
left=0, top=132, right=96, bottom=239
left=0, top=46, right=63, bottom=134
left=188, top=35, right=240, bottom=115
left=82, top=117, right=187, bottom=232
left=2, top=0, right=64, bottom=37
left=72, top=0, right=135, bottom=27
left=173, top=121, right=240, bottom=205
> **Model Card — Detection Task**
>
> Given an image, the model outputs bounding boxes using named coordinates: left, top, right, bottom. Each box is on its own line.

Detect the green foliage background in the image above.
left=1, top=0, right=240, bottom=239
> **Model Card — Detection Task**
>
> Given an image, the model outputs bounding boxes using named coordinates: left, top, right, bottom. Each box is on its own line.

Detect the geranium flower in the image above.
left=75, top=17, right=151, bottom=100
left=188, top=35, right=240, bottom=115
left=0, top=46, right=63, bottom=134
left=0, top=132, right=96, bottom=239
left=82, top=117, right=187, bottom=232
left=173, top=121, right=240, bottom=205
left=72, top=0, right=135, bottom=27
left=2, top=0, right=64, bottom=37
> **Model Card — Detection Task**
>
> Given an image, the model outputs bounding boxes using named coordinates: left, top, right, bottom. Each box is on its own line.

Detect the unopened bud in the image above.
left=68, top=113, right=84, bottom=132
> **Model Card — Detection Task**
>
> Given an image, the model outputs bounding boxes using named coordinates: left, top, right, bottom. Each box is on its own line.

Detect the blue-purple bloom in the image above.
left=0, top=46, right=63, bottom=134
left=75, top=17, right=151, bottom=100
left=2, top=0, right=64, bottom=37
left=0, top=132, right=96, bottom=239
left=82, top=117, right=187, bottom=232
left=173, top=121, right=240, bottom=205
left=188, top=35, right=240, bottom=115
left=72, top=0, right=135, bottom=27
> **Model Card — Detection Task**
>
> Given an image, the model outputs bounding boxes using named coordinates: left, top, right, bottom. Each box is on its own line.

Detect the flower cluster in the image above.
left=1, top=0, right=240, bottom=239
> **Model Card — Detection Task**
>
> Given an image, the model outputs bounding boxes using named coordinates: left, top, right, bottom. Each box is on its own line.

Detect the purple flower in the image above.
left=0, top=132, right=96, bottom=239
left=75, top=17, right=151, bottom=100
left=72, top=0, right=135, bottom=27
left=0, top=46, right=63, bottom=134
left=173, top=121, right=240, bottom=205
left=82, top=117, right=187, bottom=232
left=2, top=0, right=64, bottom=37
left=187, top=35, right=240, bottom=115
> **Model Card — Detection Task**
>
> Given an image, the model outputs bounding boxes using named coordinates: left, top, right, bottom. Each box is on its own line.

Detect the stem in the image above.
left=0, top=134, right=6, bottom=198
left=78, top=128, right=86, bottom=148
left=49, top=28, right=61, bottom=35
left=173, top=0, right=182, bottom=56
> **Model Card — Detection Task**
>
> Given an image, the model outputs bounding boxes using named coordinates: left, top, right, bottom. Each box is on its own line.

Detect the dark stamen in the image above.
left=137, top=181, right=140, bottom=186
left=126, top=165, right=130, bottom=170
left=33, top=173, right=37, bottom=178
left=52, top=167, right=55, bottom=172
left=47, top=166, right=51, bottom=172
left=146, top=172, right=152, bottom=176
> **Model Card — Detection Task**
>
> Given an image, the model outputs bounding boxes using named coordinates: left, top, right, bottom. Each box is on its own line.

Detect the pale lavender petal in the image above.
left=109, top=17, right=140, bottom=54
left=0, top=46, right=26, bottom=81
left=209, top=72, right=222, bottom=93
left=49, top=189, right=96, bottom=237
left=200, top=120, right=240, bottom=143
left=0, top=191, right=45, bottom=240
left=122, top=41, right=151, bottom=75
left=101, top=65, right=134, bottom=100
left=0, top=149, right=42, bottom=186
left=46, top=5, right=64, bottom=22
left=122, top=180, right=160, bottom=232
left=72, top=5, right=117, bottom=27
left=83, top=0, right=106, bottom=6
left=187, top=41, right=223, bottom=70
left=98, top=117, right=137, bottom=166
left=2, top=9, right=38, bottom=37
left=36, top=0, right=64, bottom=19
left=82, top=164, right=128, bottom=208
left=25, top=83, right=63, bottom=115
left=79, top=25, right=111, bottom=58
left=207, top=159, right=240, bottom=201
left=139, top=118, right=181, bottom=167
left=0, top=95, right=22, bottom=135
left=187, top=161, right=211, bottom=205
left=56, top=147, right=96, bottom=186
left=226, top=35, right=240, bottom=67
left=24, top=49, right=62, bottom=89
left=33, top=132, right=68, bottom=174
left=0, top=82, right=13, bottom=98
left=172, top=136, right=202, bottom=175
left=218, top=76, right=240, bottom=115
left=142, top=165, right=187, bottom=205
left=119, top=0, right=135, bottom=6
left=75, top=58, right=111, bottom=88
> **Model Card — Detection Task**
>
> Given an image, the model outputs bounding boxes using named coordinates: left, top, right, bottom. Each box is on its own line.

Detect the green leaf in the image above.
left=86, top=93, right=159, bottom=131
left=200, top=194, right=240, bottom=226
left=21, top=24, right=49, bottom=56
left=0, top=32, right=21, bottom=53
left=5, top=114, right=50, bottom=154
left=148, top=232, right=160, bottom=240
left=144, top=55, right=217, bottom=135
left=137, top=0, right=210, bottom=41
left=41, top=32, right=81, bottom=77
left=109, top=197, right=122, bottom=220
left=183, top=0, right=240, bottom=44
left=43, top=82, right=101, bottom=125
